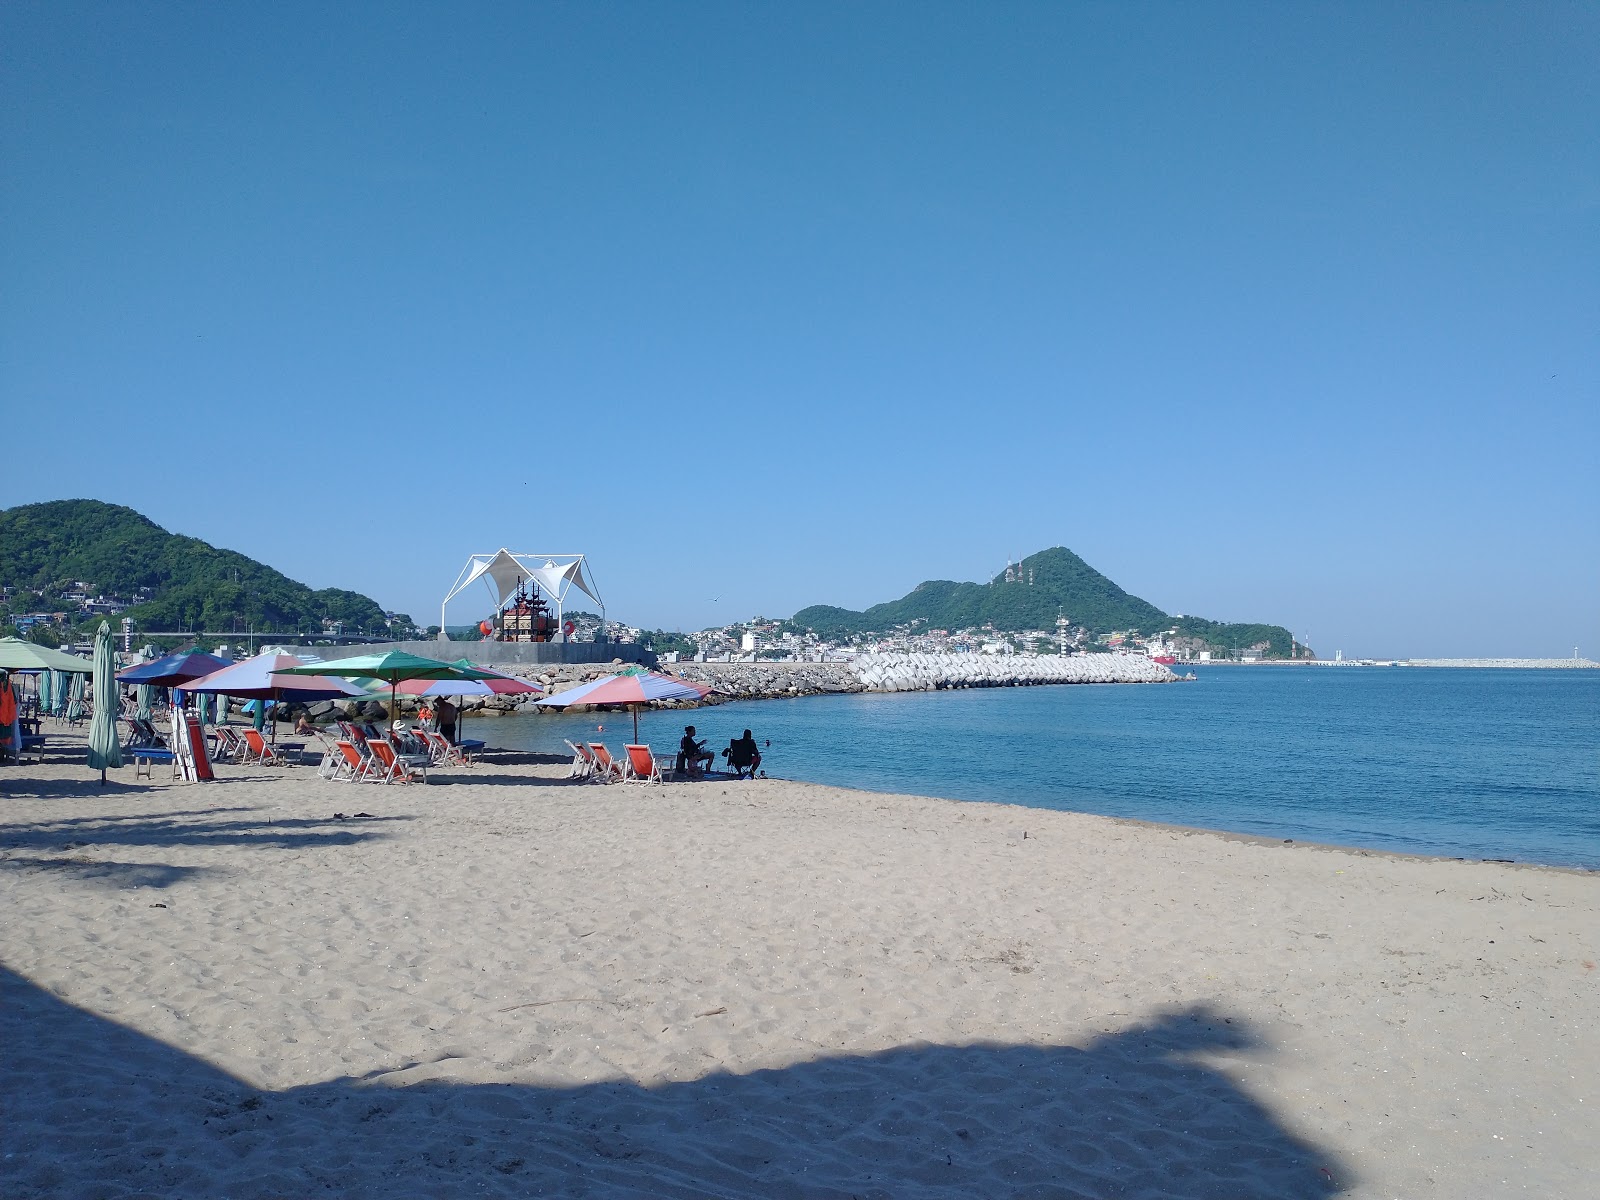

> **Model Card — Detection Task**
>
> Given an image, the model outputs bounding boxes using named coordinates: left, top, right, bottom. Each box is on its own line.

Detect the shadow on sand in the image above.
left=1, top=966, right=1351, bottom=1198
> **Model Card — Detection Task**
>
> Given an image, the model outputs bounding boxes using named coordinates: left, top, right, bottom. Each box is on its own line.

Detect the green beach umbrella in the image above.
left=87, top=621, right=123, bottom=784
left=38, top=669, right=52, bottom=715
left=277, top=650, right=497, bottom=721
left=136, top=684, right=155, bottom=724
left=66, top=671, right=85, bottom=723
left=0, top=636, right=96, bottom=676
left=48, top=669, right=66, bottom=715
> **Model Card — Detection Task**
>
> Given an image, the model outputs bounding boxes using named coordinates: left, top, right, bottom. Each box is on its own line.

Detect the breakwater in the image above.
left=851, top=651, right=1178, bottom=691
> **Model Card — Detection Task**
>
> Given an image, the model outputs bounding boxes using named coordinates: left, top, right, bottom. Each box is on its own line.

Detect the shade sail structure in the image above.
left=534, top=671, right=712, bottom=741
left=180, top=653, right=372, bottom=702
left=440, top=551, right=602, bottom=637
left=278, top=650, right=500, bottom=720
left=0, top=636, right=97, bottom=675
left=87, top=622, right=122, bottom=781
left=117, top=650, right=232, bottom=689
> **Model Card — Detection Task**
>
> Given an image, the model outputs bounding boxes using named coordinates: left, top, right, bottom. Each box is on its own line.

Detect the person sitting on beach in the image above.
left=723, top=729, right=762, bottom=779
left=435, top=698, right=458, bottom=743
left=294, top=714, right=317, bottom=736
left=677, top=725, right=715, bottom=777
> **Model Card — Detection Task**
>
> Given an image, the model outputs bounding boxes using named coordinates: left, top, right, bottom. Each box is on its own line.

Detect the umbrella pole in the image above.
left=632, top=705, right=639, bottom=742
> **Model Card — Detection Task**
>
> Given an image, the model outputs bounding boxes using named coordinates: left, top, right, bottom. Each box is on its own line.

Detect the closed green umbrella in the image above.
left=38, top=669, right=52, bottom=715
left=136, top=684, right=155, bottom=724
left=48, top=669, right=66, bottom=716
left=66, top=672, right=85, bottom=723
left=87, top=622, right=123, bottom=784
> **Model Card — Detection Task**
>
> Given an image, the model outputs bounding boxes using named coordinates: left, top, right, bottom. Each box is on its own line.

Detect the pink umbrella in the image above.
left=535, top=671, right=712, bottom=740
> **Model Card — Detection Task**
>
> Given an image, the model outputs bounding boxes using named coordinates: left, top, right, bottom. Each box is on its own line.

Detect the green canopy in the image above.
left=278, top=651, right=497, bottom=720
left=0, top=636, right=97, bottom=675
left=87, top=622, right=123, bottom=781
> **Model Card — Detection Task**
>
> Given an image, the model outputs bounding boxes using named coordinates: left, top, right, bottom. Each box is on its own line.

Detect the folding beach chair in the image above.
left=417, top=728, right=473, bottom=767
left=564, top=739, right=597, bottom=779
left=367, top=738, right=427, bottom=784
left=213, top=725, right=248, bottom=763
left=623, top=744, right=666, bottom=784
left=241, top=728, right=293, bottom=766
left=588, top=743, right=626, bottom=782
left=331, top=739, right=375, bottom=782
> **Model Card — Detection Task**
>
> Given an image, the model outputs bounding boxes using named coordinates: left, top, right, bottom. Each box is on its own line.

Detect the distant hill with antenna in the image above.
left=792, top=547, right=1299, bottom=657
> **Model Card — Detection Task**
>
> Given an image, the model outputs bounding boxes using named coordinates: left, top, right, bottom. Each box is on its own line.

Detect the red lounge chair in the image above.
left=333, top=740, right=374, bottom=782
left=367, top=738, right=427, bottom=784
left=588, top=743, right=625, bottom=781
left=241, top=728, right=292, bottom=766
left=623, top=744, right=666, bottom=784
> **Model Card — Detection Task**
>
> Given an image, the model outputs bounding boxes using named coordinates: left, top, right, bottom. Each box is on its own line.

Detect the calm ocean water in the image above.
left=483, top=667, right=1600, bottom=868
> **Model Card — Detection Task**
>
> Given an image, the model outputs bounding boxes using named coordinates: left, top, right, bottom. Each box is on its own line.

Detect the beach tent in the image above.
left=0, top=636, right=97, bottom=676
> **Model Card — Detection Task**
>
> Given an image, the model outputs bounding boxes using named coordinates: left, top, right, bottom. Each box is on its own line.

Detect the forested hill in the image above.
left=792, top=547, right=1299, bottom=657
left=0, top=500, right=405, bottom=638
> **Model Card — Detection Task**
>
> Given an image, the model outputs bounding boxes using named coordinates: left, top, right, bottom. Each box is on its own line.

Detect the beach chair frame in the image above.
left=587, top=743, right=625, bottom=782
left=623, top=744, right=664, bottom=784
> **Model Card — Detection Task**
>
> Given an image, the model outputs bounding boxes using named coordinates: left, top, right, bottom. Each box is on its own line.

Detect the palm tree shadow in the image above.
left=1, top=967, right=1352, bottom=1198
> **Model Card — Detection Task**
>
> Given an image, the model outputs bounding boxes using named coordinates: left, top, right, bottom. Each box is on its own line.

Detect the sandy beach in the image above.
left=2, top=736, right=1596, bottom=1199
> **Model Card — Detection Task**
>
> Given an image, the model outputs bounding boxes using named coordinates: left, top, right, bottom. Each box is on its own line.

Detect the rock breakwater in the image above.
left=853, top=651, right=1178, bottom=691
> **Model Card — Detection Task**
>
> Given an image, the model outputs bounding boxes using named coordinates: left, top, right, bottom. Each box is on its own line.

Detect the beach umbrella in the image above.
left=87, top=621, right=123, bottom=784
left=534, top=671, right=711, bottom=742
left=182, top=652, right=370, bottom=742
left=38, top=669, right=52, bottom=716
left=66, top=671, right=85, bottom=722
left=276, top=650, right=498, bottom=721
left=117, top=650, right=231, bottom=690
left=0, top=636, right=97, bottom=676
left=136, top=684, right=155, bottom=724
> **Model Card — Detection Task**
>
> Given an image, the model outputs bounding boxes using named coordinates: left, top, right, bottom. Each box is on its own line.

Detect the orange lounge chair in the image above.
left=332, top=739, right=375, bottom=782
left=367, top=738, right=427, bottom=784
left=623, top=744, right=666, bottom=784
left=588, top=743, right=625, bottom=781
left=241, top=728, right=292, bottom=766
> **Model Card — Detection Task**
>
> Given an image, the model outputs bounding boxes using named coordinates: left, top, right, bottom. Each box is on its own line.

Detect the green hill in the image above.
left=0, top=500, right=409, bottom=641
left=792, top=547, right=1300, bottom=658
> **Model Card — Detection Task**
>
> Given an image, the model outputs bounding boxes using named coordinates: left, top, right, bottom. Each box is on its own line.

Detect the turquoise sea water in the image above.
left=484, top=667, right=1600, bottom=868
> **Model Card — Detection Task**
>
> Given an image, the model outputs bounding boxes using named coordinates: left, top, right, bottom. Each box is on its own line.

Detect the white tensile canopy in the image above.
left=440, top=550, right=603, bottom=640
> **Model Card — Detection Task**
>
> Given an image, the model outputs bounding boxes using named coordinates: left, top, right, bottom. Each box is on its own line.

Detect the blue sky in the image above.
left=3, top=3, right=1595, bottom=657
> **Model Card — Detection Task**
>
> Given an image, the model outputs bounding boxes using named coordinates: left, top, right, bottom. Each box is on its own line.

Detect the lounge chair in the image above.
left=241, top=728, right=293, bottom=766
left=367, top=738, right=427, bottom=784
left=623, top=744, right=666, bottom=784
left=213, top=725, right=249, bottom=763
left=416, top=728, right=474, bottom=767
left=564, top=739, right=596, bottom=779
left=587, top=743, right=625, bottom=782
left=331, top=739, right=375, bottom=782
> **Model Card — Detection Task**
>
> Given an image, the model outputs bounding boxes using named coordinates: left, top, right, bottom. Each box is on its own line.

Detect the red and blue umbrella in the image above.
left=535, top=671, right=711, bottom=740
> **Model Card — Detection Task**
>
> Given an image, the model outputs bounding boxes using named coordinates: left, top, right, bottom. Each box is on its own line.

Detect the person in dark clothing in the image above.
left=677, top=725, right=714, bottom=776
left=435, top=697, right=458, bottom=743
left=724, top=729, right=762, bottom=779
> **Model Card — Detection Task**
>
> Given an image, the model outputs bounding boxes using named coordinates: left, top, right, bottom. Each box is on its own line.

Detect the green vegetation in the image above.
left=0, top=500, right=411, bottom=641
left=791, top=547, right=1300, bottom=659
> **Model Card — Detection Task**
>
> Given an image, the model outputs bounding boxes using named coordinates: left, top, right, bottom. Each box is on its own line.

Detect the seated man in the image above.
left=676, top=725, right=715, bottom=777
left=723, top=729, right=762, bottom=779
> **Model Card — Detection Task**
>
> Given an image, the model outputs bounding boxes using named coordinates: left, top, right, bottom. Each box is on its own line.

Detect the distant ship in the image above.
left=1151, top=655, right=1177, bottom=666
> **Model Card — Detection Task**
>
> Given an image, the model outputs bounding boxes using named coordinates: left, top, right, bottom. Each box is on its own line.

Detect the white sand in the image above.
left=2, top=737, right=1596, bottom=1198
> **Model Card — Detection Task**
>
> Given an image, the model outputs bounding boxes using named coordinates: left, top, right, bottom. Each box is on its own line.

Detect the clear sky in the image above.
left=3, top=3, right=1595, bottom=658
